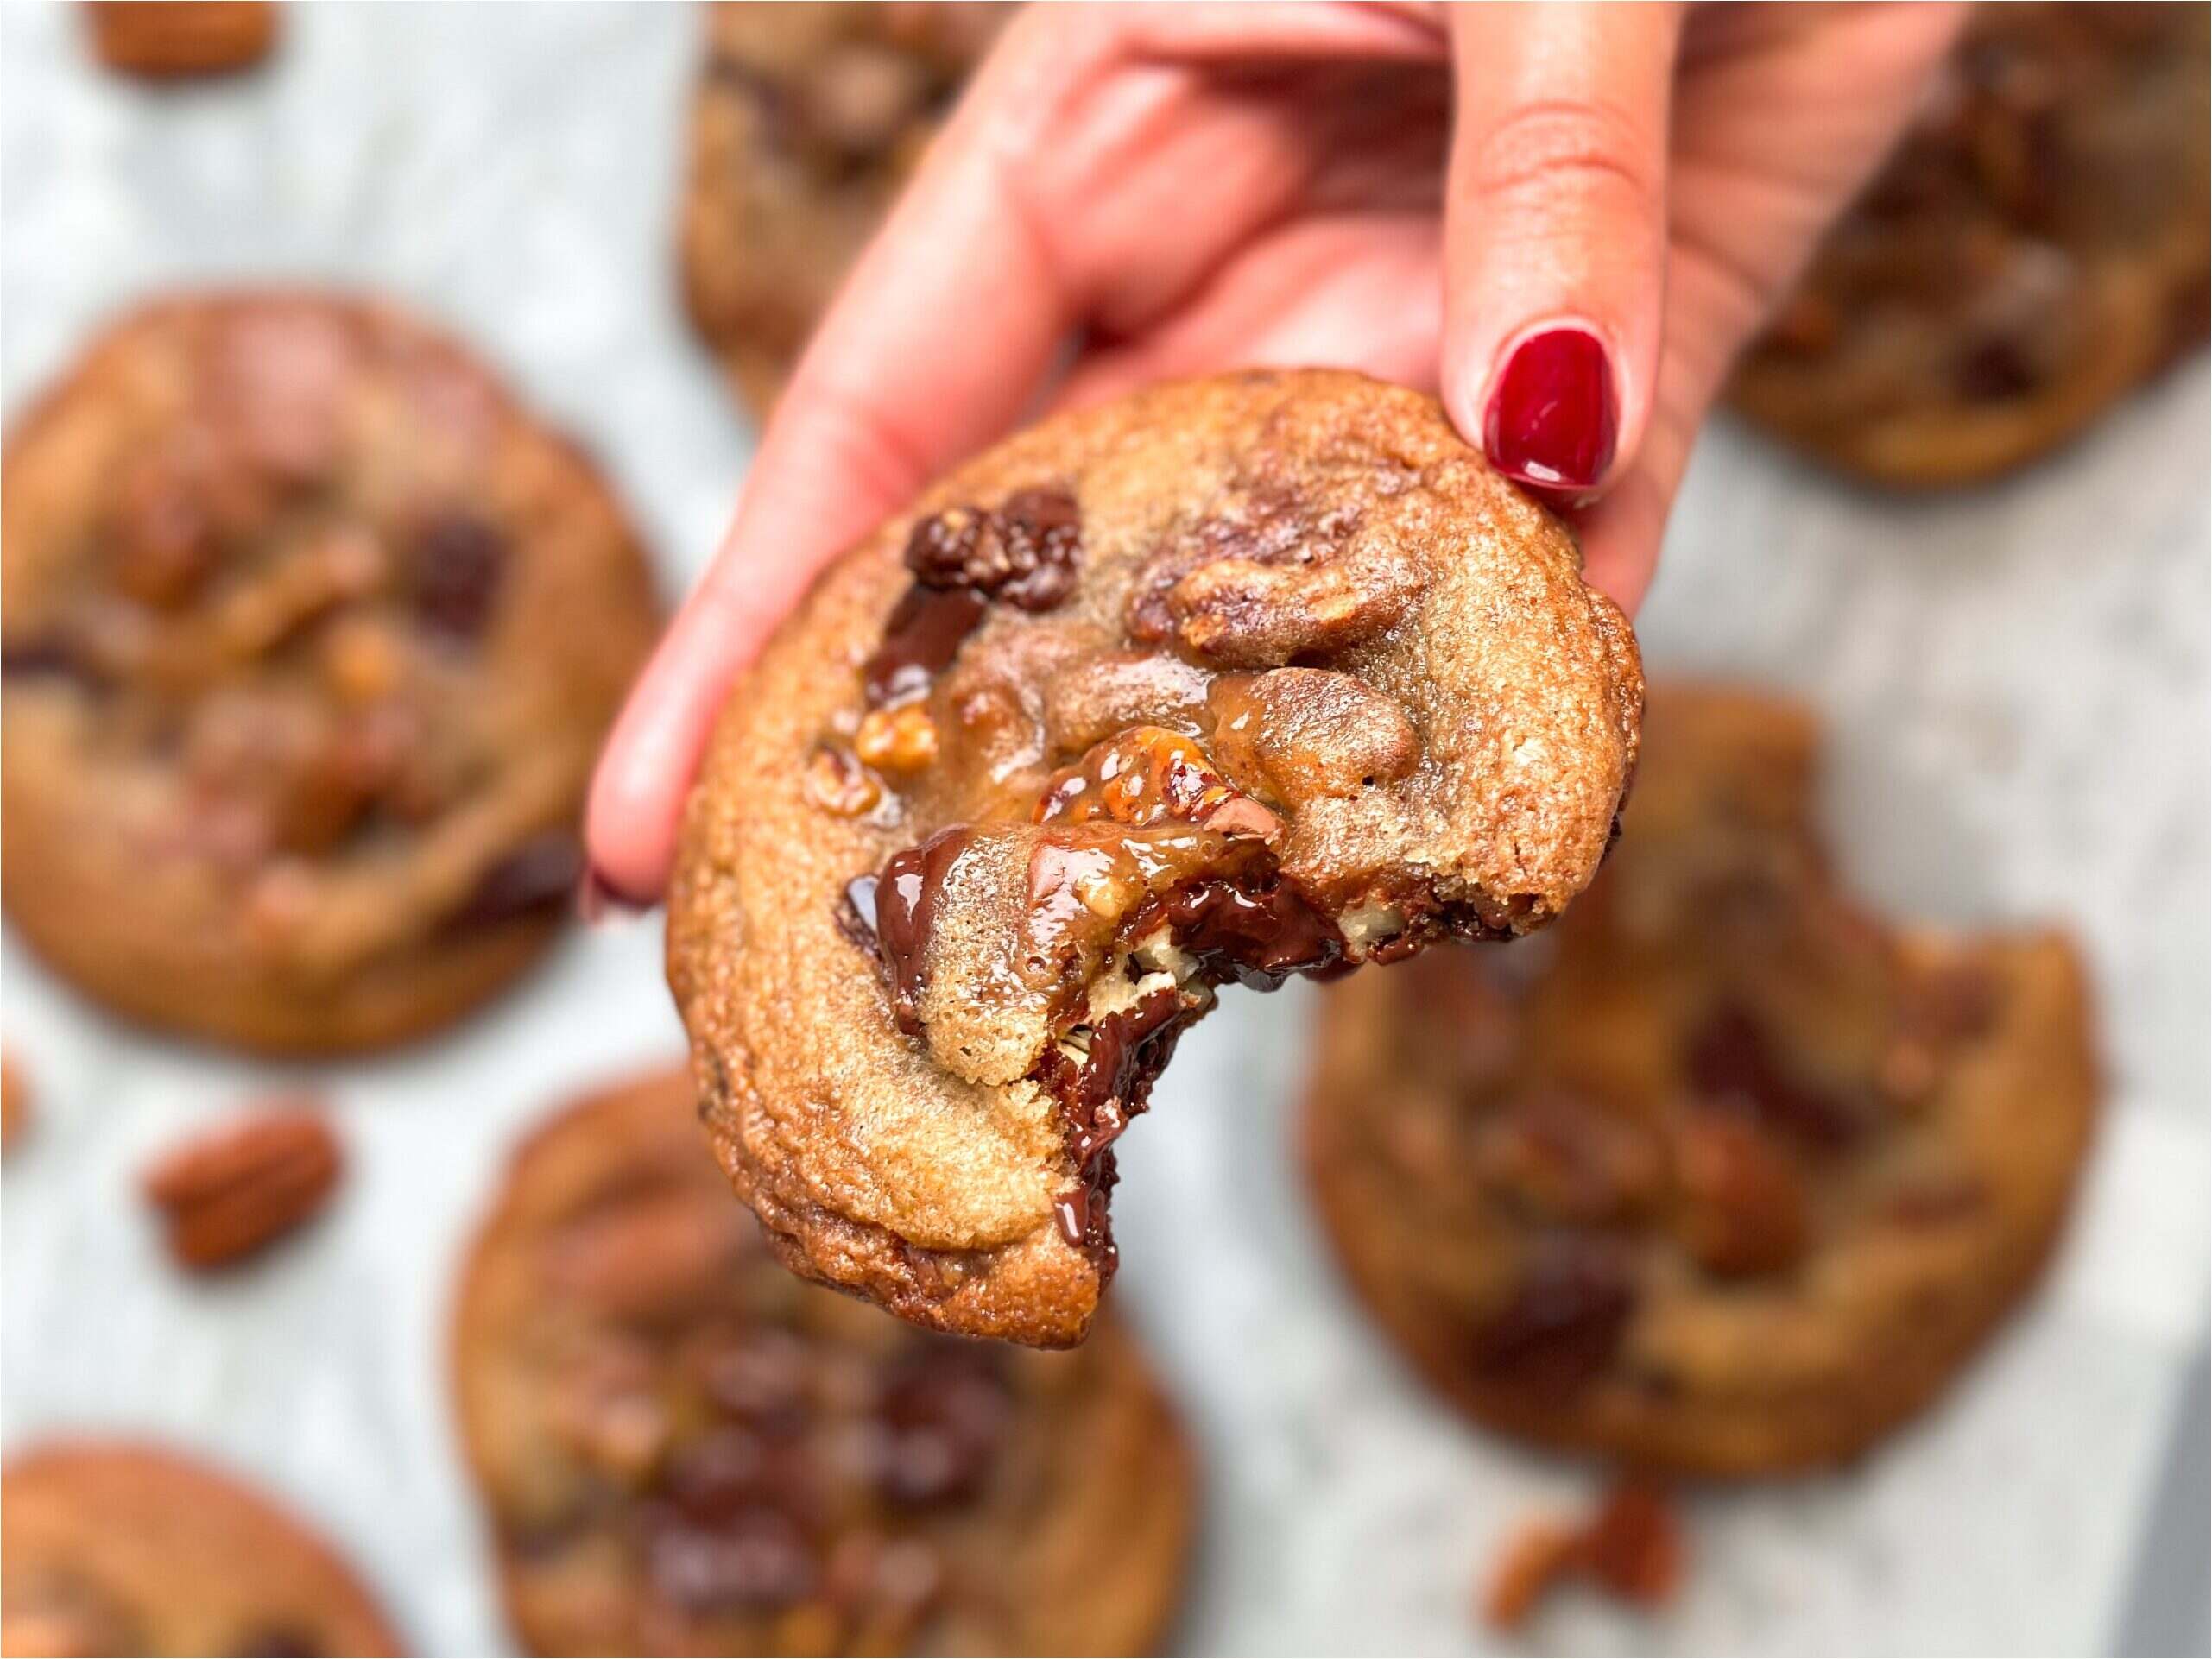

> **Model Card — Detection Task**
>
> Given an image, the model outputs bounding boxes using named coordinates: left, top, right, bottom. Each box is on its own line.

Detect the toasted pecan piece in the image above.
left=85, top=3, right=279, bottom=79
left=142, top=1105, right=341, bottom=1270
left=1482, top=1481, right=1685, bottom=1631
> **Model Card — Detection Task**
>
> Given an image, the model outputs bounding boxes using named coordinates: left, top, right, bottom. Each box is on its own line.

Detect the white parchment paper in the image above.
left=3, top=5, right=2205, bottom=1654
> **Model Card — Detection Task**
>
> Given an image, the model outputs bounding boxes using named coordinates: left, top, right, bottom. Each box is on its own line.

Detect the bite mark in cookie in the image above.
left=671, top=371, right=1642, bottom=1347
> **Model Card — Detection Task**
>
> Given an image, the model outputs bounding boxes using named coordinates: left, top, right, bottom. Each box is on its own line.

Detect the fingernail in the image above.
left=576, top=865, right=651, bottom=926
left=1483, top=325, right=1619, bottom=495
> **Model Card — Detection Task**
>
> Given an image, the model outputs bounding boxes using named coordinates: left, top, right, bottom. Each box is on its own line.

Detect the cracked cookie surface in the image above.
left=1733, top=2, right=2209, bottom=486
left=451, top=1066, right=1192, bottom=1657
left=1302, top=685, right=2100, bottom=1474
left=668, top=369, right=1642, bottom=1346
left=679, top=2, right=1010, bottom=413
left=2, top=293, right=660, bottom=1053
left=1, top=1441, right=401, bottom=1656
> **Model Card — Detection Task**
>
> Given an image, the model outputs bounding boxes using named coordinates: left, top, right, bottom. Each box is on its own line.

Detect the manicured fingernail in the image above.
left=1483, top=325, right=1619, bottom=494
left=576, top=865, right=650, bottom=925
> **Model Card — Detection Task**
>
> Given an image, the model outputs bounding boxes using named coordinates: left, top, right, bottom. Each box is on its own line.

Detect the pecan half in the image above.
left=86, top=2, right=279, bottom=80
left=141, top=1106, right=342, bottom=1271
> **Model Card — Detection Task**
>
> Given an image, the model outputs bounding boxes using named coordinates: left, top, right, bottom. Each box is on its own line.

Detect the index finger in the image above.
left=584, top=26, right=1083, bottom=902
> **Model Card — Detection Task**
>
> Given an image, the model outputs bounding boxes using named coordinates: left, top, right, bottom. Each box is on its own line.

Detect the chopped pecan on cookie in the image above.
left=2, top=1443, right=402, bottom=1656
left=3, top=293, right=660, bottom=1054
left=450, top=1068, right=1194, bottom=1657
left=1733, top=3, right=2209, bottom=485
left=670, top=369, right=1643, bottom=1347
left=1303, top=684, right=2100, bottom=1473
left=142, top=1104, right=342, bottom=1271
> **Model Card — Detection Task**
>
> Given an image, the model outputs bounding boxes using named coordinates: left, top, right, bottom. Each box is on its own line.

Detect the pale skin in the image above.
left=588, top=2, right=1966, bottom=902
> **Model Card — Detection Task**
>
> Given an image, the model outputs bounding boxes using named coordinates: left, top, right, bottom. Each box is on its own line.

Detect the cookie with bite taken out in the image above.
left=668, top=368, right=1643, bottom=1347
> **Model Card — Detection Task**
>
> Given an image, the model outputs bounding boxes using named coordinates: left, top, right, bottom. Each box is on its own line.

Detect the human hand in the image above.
left=589, top=1, right=1965, bottom=902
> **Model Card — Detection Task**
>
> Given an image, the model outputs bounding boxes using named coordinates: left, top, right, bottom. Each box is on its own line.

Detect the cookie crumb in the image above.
left=141, top=1103, right=342, bottom=1271
left=1482, top=1480, right=1684, bottom=1631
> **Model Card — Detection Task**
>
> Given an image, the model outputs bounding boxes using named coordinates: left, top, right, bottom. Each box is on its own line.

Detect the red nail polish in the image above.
left=1484, top=326, right=1619, bottom=493
left=576, top=865, right=650, bottom=925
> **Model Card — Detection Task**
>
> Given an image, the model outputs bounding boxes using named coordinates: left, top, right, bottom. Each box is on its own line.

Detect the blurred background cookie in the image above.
left=83, top=3, right=278, bottom=81
left=1732, top=3, right=2209, bottom=486
left=679, top=2, right=1011, bottom=413
left=2, top=292, right=660, bottom=1054
left=1302, top=684, right=2101, bottom=1474
left=451, top=1065, right=1195, bottom=1656
left=1, top=1440, right=401, bottom=1656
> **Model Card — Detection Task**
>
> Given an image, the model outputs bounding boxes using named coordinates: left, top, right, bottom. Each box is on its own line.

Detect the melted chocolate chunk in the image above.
left=412, top=514, right=509, bottom=642
left=989, top=488, right=1084, bottom=610
left=869, top=1342, right=1013, bottom=1508
left=902, top=489, right=1080, bottom=611
left=1131, top=874, right=1344, bottom=990
left=866, top=827, right=976, bottom=1034
left=1470, top=1240, right=1637, bottom=1391
left=1684, top=1002, right=1868, bottom=1151
left=861, top=583, right=987, bottom=708
left=1059, top=987, right=1189, bottom=1165
left=1033, top=987, right=1195, bottom=1271
left=445, top=830, right=585, bottom=931
left=859, top=490, right=1081, bottom=708
left=1028, top=861, right=1342, bottom=1271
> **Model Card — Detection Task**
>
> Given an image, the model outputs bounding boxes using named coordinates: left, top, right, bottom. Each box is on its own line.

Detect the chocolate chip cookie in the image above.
left=452, top=1066, right=1194, bottom=1657
left=679, top=2, right=1010, bottom=413
left=2, top=293, right=660, bottom=1053
left=1733, top=3, right=2210, bottom=487
left=668, top=369, right=1643, bottom=1347
left=1303, top=685, right=2100, bottom=1474
left=1, top=1441, right=402, bottom=1656
left=84, top=3, right=280, bottom=81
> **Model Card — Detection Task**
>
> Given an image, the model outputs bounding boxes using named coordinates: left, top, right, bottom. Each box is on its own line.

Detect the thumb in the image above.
left=1442, top=3, right=1683, bottom=502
